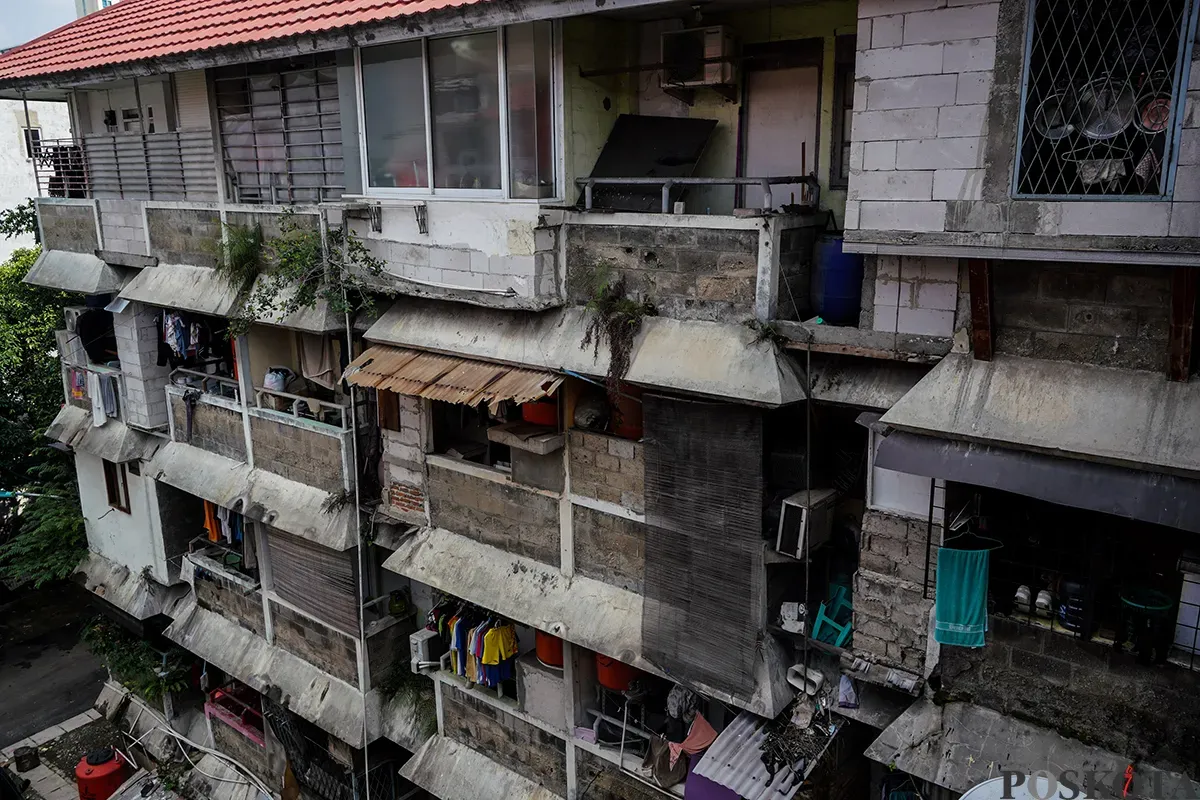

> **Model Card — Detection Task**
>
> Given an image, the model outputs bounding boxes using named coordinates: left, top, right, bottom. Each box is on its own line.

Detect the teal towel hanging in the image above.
left=934, top=547, right=990, bottom=647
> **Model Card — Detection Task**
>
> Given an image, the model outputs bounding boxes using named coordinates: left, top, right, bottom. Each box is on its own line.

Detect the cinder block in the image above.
left=942, top=37, right=996, bottom=73
left=849, top=170, right=935, bottom=201
left=844, top=200, right=861, bottom=229
left=903, top=3, right=1001, bottom=45
left=932, top=168, right=984, bottom=200
left=875, top=275, right=902, bottom=306
left=1058, top=202, right=1172, bottom=237
left=896, top=137, right=983, bottom=170
left=867, top=75, right=958, bottom=110
left=863, top=141, right=898, bottom=171
left=1172, top=165, right=1200, bottom=202
left=429, top=247, right=470, bottom=271
left=852, top=109, right=939, bottom=141
left=858, top=0, right=944, bottom=16
left=1177, top=129, right=1200, bottom=166
left=895, top=305, right=956, bottom=336
left=871, top=14, right=905, bottom=48
left=849, top=141, right=866, bottom=171
left=859, top=201, right=947, bottom=232
left=956, top=71, right=993, bottom=105
left=857, top=44, right=944, bottom=80
left=938, top=104, right=987, bottom=138
left=1170, top=203, right=1200, bottom=236
left=915, top=280, right=959, bottom=311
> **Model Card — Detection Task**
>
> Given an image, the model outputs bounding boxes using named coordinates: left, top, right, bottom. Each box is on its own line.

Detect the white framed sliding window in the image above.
left=355, top=21, right=561, bottom=201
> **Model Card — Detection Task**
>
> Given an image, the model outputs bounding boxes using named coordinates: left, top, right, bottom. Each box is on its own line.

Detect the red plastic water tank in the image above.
left=595, top=652, right=641, bottom=691
left=75, top=748, right=130, bottom=800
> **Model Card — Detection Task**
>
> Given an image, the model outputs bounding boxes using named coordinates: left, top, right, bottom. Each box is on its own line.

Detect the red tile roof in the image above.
left=0, top=0, right=489, bottom=82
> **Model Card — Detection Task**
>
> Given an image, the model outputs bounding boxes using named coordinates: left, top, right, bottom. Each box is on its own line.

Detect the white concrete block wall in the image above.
left=848, top=0, right=1000, bottom=234
left=113, top=303, right=170, bottom=429
left=98, top=199, right=149, bottom=256
left=872, top=254, right=959, bottom=336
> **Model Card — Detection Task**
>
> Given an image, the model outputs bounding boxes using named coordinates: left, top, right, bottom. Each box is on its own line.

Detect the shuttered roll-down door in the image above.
left=265, top=526, right=359, bottom=636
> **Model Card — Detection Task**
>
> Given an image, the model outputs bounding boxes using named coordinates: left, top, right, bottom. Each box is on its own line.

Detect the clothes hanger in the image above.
left=943, top=495, right=1004, bottom=551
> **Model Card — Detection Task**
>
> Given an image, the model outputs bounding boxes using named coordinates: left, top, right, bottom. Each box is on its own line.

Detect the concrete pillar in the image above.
left=113, top=302, right=170, bottom=429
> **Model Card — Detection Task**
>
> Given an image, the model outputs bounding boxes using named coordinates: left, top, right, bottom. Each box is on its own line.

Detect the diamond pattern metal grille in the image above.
left=1015, top=0, right=1194, bottom=197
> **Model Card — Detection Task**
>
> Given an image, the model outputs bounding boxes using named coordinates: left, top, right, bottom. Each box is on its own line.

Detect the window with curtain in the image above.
left=360, top=23, right=558, bottom=198
left=214, top=55, right=344, bottom=204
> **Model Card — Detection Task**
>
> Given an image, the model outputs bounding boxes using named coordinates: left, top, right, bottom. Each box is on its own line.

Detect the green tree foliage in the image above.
left=82, top=618, right=192, bottom=702
left=0, top=455, right=86, bottom=586
left=0, top=199, right=38, bottom=242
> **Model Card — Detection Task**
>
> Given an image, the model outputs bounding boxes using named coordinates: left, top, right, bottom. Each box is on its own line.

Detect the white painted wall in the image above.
left=76, top=451, right=171, bottom=584
left=0, top=100, right=72, bottom=262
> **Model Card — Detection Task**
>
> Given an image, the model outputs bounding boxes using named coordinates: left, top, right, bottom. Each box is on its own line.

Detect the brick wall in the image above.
left=427, top=464, right=560, bottom=566
left=853, top=510, right=934, bottom=673
left=382, top=394, right=427, bottom=524
left=171, top=394, right=247, bottom=461
left=269, top=600, right=359, bottom=686
left=572, top=505, right=645, bottom=593
left=113, top=303, right=170, bottom=429
left=992, top=261, right=1170, bottom=370
left=868, top=255, right=964, bottom=337
left=146, top=207, right=220, bottom=266
left=941, top=617, right=1200, bottom=776
left=38, top=202, right=98, bottom=253
left=195, top=574, right=266, bottom=638
left=440, top=686, right=568, bottom=797
left=99, top=199, right=149, bottom=256
left=568, top=431, right=644, bottom=513
left=564, top=224, right=760, bottom=323
left=249, top=413, right=345, bottom=492
left=574, top=749, right=662, bottom=800
left=210, top=716, right=269, bottom=783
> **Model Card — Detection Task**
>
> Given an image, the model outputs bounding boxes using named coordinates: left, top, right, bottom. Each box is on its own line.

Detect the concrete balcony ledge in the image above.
left=72, top=551, right=186, bottom=621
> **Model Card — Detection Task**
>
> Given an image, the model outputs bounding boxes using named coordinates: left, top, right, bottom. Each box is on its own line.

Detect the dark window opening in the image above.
left=829, top=35, right=857, bottom=189
left=430, top=400, right=519, bottom=471
left=191, top=499, right=259, bottom=581
left=1014, top=0, right=1191, bottom=197
left=22, top=127, right=41, bottom=159
left=103, top=459, right=130, bottom=513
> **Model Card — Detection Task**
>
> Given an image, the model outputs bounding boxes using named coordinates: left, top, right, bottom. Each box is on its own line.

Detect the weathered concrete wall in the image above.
left=853, top=509, right=934, bottom=673
left=845, top=0, right=1200, bottom=254
left=210, top=716, right=269, bottom=783
left=867, top=255, right=964, bottom=337
left=0, top=100, right=71, bottom=262
left=155, top=483, right=203, bottom=584
left=170, top=394, right=247, bottom=462
left=992, top=261, right=1170, bottom=371
left=572, top=505, right=645, bottom=593
left=941, top=617, right=1200, bottom=776
left=575, top=748, right=663, bottom=800
left=38, top=202, right=98, bottom=254
left=195, top=573, right=266, bottom=638
left=146, top=207, right=220, bottom=267
left=248, top=413, right=345, bottom=492
left=441, top=685, right=568, bottom=797
left=113, top=302, right=170, bottom=429
left=99, top=199, right=148, bottom=256
left=76, top=451, right=162, bottom=580
left=565, top=223, right=760, bottom=323
left=365, top=624, right=410, bottom=690
left=226, top=209, right=317, bottom=241
left=568, top=431, right=644, bottom=513
left=427, top=464, right=560, bottom=566
left=269, top=600, right=359, bottom=686
left=776, top=225, right=818, bottom=322
left=382, top=393, right=427, bottom=524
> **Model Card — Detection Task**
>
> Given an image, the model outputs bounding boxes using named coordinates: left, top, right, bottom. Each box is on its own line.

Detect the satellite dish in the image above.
left=960, top=776, right=1092, bottom=800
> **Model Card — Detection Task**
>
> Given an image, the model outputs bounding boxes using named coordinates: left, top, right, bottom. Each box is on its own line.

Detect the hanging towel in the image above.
left=934, top=547, right=990, bottom=647
left=202, top=501, right=221, bottom=542
left=299, top=333, right=337, bottom=390
left=99, top=374, right=118, bottom=418
left=87, top=371, right=107, bottom=427
left=668, top=713, right=718, bottom=769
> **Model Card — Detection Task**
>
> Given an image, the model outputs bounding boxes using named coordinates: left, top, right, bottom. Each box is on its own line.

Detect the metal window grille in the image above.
left=214, top=55, right=345, bottom=204
left=1013, top=0, right=1198, bottom=198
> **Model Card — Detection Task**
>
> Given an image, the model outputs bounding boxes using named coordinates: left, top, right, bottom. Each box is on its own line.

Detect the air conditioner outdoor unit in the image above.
left=64, top=305, right=88, bottom=333
left=661, top=26, right=737, bottom=88
left=410, top=628, right=445, bottom=674
left=775, top=488, right=839, bottom=560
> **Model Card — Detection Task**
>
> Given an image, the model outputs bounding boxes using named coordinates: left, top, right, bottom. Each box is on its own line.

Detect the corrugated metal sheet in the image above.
left=345, top=344, right=561, bottom=412
left=694, top=712, right=806, bottom=800
left=23, top=249, right=126, bottom=295
left=0, top=0, right=495, bottom=83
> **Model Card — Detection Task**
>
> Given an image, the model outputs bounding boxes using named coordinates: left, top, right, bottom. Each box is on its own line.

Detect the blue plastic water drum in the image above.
left=810, top=235, right=864, bottom=326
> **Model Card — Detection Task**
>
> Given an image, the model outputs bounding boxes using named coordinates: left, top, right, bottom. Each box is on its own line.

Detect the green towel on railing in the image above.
left=934, top=547, right=990, bottom=647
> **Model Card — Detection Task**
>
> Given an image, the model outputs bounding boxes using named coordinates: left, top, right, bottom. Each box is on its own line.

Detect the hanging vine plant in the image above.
left=580, top=262, right=655, bottom=404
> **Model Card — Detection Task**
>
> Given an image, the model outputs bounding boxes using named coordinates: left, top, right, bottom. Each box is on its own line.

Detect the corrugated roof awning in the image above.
left=46, top=405, right=163, bottom=463
left=148, top=442, right=356, bottom=550
left=119, top=265, right=241, bottom=317
left=345, top=345, right=562, bottom=413
left=399, top=736, right=564, bottom=800
left=24, top=250, right=125, bottom=295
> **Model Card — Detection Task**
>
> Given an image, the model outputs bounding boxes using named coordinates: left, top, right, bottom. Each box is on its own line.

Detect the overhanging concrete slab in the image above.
left=880, top=354, right=1200, bottom=478
left=383, top=527, right=794, bottom=718
left=399, top=735, right=564, bottom=800
left=806, top=355, right=930, bottom=410
left=148, top=442, right=356, bottom=550
left=119, top=264, right=241, bottom=317
left=73, top=551, right=185, bottom=620
left=363, top=299, right=806, bottom=407
left=23, top=249, right=125, bottom=294
left=46, top=405, right=163, bottom=463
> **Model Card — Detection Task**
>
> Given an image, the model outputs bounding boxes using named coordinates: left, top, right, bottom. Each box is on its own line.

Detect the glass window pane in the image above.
left=362, top=41, right=429, bottom=188
left=429, top=32, right=501, bottom=190
left=506, top=21, right=556, bottom=199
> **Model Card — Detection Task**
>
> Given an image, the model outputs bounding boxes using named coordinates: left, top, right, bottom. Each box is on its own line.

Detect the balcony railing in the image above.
left=34, top=131, right=219, bottom=201
left=170, top=368, right=241, bottom=404
left=576, top=175, right=820, bottom=213
left=253, top=387, right=351, bottom=430
left=64, top=362, right=126, bottom=421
